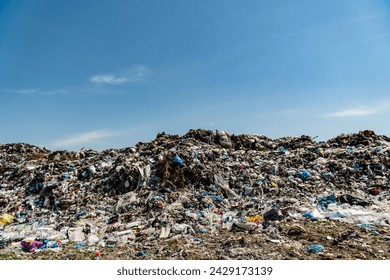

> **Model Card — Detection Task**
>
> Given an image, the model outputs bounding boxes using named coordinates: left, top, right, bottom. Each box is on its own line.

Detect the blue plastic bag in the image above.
left=74, top=241, right=86, bottom=249
left=211, top=195, right=223, bottom=202
left=317, top=194, right=337, bottom=210
left=303, top=212, right=315, bottom=221
left=308, top=244, right=324, bottom=253
left=172, top=155, right=183, bottom=166
left=298, top=170, right=311, bottom=180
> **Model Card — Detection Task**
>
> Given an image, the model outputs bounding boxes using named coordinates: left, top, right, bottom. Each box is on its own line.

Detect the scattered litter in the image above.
left=0, top=129, right=389, bottom=259
left=307, top=244, right=325, bottom=253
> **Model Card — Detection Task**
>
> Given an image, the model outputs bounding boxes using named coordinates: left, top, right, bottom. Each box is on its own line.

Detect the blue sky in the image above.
left=1, top=0, right=390, bottom=150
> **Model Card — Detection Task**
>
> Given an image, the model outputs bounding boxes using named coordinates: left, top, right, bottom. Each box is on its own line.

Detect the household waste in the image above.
left=0, top=129, right=389, bottom=259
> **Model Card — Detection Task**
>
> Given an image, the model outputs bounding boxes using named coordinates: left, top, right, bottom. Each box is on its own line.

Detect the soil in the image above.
left=1, top=220, right=389, bottom=260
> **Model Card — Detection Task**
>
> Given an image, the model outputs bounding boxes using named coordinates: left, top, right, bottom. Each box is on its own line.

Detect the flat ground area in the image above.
left=1, top=220, right=389, bottom=260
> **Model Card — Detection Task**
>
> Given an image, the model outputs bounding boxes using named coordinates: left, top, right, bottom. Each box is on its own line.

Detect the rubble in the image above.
left=0, top=129, right=390, bottom=259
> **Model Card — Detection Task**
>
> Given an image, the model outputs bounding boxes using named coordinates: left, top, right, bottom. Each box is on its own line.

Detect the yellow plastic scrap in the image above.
left=271, top=182, right=278, bottom=188
left=0, top=214, right=14, bottom=226
left=246, top=215, right=262, bottom=223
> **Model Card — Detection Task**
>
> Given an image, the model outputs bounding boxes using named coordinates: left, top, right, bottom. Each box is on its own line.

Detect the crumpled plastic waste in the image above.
left=303, top=213, right=315, bottom=221
left=0, top=214, right=14, bottom=226
left=246, top=215, right=262, bottom=224
left=74, top=241, right=87, bottom=249
left=0, top=129, right=389, bottom=259
left=21, top=240, right=43, bottom=252
left=317, top=195, right=337, bottom=210
left=307, top=244, right=325, bottom=253
left=172, top=155, right=184, bottom=166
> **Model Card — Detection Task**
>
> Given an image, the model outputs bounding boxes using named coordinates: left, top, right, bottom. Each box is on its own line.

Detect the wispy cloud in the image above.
left=325, top=104, right=390, bottom=118
left=51, top=130, right=119, bottom=148
left=89, top=65, right=148, bottom=85
left=12, top=88, right=69, bottom=96
left=5, top=65, right=150, bottom=96
left=89, top=74, right=128, bottom=85
left=11, top=85, right=121, bottom=96
left=326, top=108, right=377, bottom=117
left=15, top=88, right=40, bottom=95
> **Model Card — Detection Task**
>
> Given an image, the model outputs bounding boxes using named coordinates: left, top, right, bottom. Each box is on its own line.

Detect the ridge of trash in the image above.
left=1, top=129, right=389, bottom=259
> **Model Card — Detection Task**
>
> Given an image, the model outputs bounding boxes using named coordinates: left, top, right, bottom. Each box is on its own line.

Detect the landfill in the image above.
left=0, top=129, right=389, bottom=260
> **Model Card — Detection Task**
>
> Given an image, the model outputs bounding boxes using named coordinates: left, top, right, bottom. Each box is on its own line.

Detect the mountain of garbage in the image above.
left=1, top=129, right=389, bottom=259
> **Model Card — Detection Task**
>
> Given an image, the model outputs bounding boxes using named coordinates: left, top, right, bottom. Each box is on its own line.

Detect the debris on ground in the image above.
left=1, top=129, right=389, bottom=259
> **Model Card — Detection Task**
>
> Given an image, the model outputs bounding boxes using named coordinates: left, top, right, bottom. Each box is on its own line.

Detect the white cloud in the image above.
left=326, top=108, right=378, bottom=117
left=6, top=66, right=149, bottom=97
left=51, top=130, right=118, bottom=148
left=89, top=74, right=128, bottom=85
left=14, top=88, right=70, bottom=96
left=89, top=65, right=148, bottom=85
left=325, top=103, right=390, bottom=118
left=15, top=88, right=39, bottom=95
left=124, top=65, right=149, bottom=82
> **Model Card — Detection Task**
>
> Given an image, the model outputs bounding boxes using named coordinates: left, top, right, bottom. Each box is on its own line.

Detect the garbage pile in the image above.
left=0, top=129, right=389, bottom=259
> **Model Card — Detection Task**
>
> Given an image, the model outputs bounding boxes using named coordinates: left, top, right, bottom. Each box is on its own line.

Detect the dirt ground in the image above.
left=1, top=220, right=389, bottom=260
